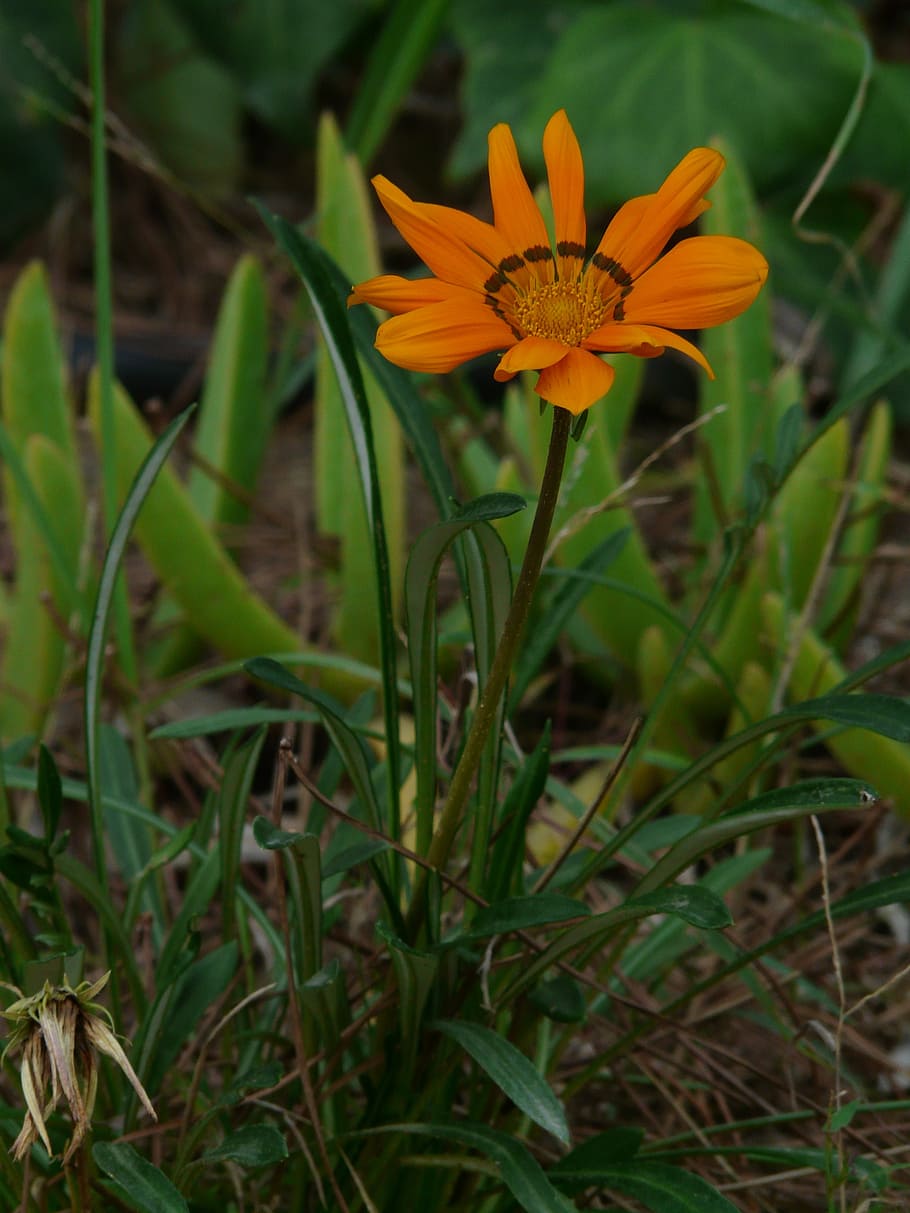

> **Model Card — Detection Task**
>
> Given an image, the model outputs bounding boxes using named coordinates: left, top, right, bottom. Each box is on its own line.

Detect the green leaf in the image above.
left=525, top=3, right=862, bottom=199
left=345, top=0, right=448, bottom=164
left=245, top=658, right=382, bottom=832
left=629, top=886, right=733, bottom=930
left=486, top=725, right=552, bottom=903
left=258, top=206, right=400, bottom=837
left=37, top=745, right=62, bottom=842
left=461, top=895, right=590, bottom=940
left=390, top=1121, right=578, bottom=1212
left=118, top=0, right=243, bottom=192
left=201, top=1124, right=288, bottom=1168
left=378, top=922, right=439, bottom=1073
left=188, top=255, right=269, bottom=526
left=433, top=1019, right=570, bottom=1145
left=321, top=837, right=390, bottom=880
left=218, top=729, right=266, bottom=940
left=146, top=942, right=238, bottom=1093
left=552, top=1127, right=644, bottom=1180
left=178, top=0, right=369, bottom=136
left=528, top=975, right=587, bottom=1025
left=315, top=112, right=405, bottom=671
left=509, top=530, right=629, bottom=712
left=405, top=496, right=523, bottom=854
left=87, top=380, right=304, bottom=663
left=551, top=1158, right=739, bottom=1212
left=252, top=815, right=305, bottom=851
left=93, top=1143, right=188, bottom=1213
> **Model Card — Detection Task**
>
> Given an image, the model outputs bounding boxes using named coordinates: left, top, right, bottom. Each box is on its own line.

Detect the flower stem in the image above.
left=405, top=405, right=572, bottom=939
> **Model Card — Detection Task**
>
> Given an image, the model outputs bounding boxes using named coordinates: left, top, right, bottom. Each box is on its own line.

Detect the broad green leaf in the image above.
left=388, top=1121, right=578, bottom=1212
left=118, top=0, right=243, bottom=192
left=629, top=886, right=732, bottom=930
left=434, top=1019, right=570, bottom=1145
left=525, top=4, right=861, bottom=199
left=201, top=1124, right=288, bottom=1168
left=178, top=0, right=369, bottom=136
left=460, top=895, right=590, bottom=941
left=552, top=1158, right=739, bottom=1212
left=93, top=1143, right=188, bottom=1213
left=321, top=837, right=390, bottom=880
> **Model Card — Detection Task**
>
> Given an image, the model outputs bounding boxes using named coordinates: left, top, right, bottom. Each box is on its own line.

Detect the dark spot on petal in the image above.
left=556, top=241, right=585, bottom=261
left=592, top=253, right=633, bottom=288
left=524, top=245, right=554, bottom=264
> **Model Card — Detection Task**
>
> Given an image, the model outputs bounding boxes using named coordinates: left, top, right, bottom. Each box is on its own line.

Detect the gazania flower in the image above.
left=3, top=974, right=155, bottom=1162
left=350, top=110, right=768, bottom=415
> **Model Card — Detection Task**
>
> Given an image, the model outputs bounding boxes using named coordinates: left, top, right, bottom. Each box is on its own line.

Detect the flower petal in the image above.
left=349, top=275, right=471, bottom=314
left=622, top=236, right=769, bottom=329
left=543, top=110, right=586, bottom=281
left=422, top=203, right=514, bottom=267
left=494, top=335, right=571, bottom=382
left=594, top=148, right=725, bottom=284
left=534, top=348, right=615, bottom=415
left=372, top=176, right=493, bottom=291
left=375, top=298, right=515, bottom=373
left=584, top=322, right=714, bottom=377
left=488, top=122, right=554, bottom=282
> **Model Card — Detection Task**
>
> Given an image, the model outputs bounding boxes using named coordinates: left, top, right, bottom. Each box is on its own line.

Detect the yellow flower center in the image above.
left=513, top=279, right=607, bottom=346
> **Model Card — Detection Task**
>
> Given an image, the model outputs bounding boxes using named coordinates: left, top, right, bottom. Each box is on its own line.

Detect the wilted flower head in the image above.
left=2, top=973, right=155, bottom=1163
left=350, top=109, right=768, bottom=415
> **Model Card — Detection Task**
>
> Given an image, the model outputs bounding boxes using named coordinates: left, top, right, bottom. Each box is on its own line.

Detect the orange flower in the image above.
left=350, top=110, right=768, bottom=415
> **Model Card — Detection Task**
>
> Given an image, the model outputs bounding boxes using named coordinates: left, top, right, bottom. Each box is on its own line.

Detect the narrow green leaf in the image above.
left=552, top=1158, right=739, bottom=1212
left=487, top=726, right=552, bottom=903
left=345, top=0, right=448, bottom=164
left=37, top=745, right=62, bottom=842
left=377, top=922, right=438, bottom=1073
left=188, top=255, right=269, bottom=528
left=252, top=815, right=304, bottom=851
left=509, top=530, right=629, bottom=712
left=461, top=895, right=590, bottom=941
left=84, top=403, right=194, bottom=921
left=245, top=658, right=382, bottom=831
left=629, top=886, right=733, bottom=930
left=201, top=1124, right=288, bottom=1168
left=218, top=729, right=266, bottom=940
left=434, top=1019, right=570, bottom=1145
left=405, top=497, right=523, bottom=854
left=387, top=1121, right=578, bottom=1213
left=256, top=205, right=400, bottom=838
left=146, top=942, right=238, bottom=1093
left=321, top=837, right=389, bottom=879
left=93, top=1142, right=188, bottom=1213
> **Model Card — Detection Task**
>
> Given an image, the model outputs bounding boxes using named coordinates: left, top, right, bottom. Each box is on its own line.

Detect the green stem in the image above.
left=405, top=406, right=572, bottom=939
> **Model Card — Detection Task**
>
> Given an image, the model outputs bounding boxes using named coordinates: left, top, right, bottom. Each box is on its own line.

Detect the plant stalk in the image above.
left=405, top=405, right=572, bottom=939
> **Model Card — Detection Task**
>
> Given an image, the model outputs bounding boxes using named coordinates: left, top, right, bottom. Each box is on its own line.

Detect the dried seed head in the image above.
left=3, top=975, right=156, bottom=1162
